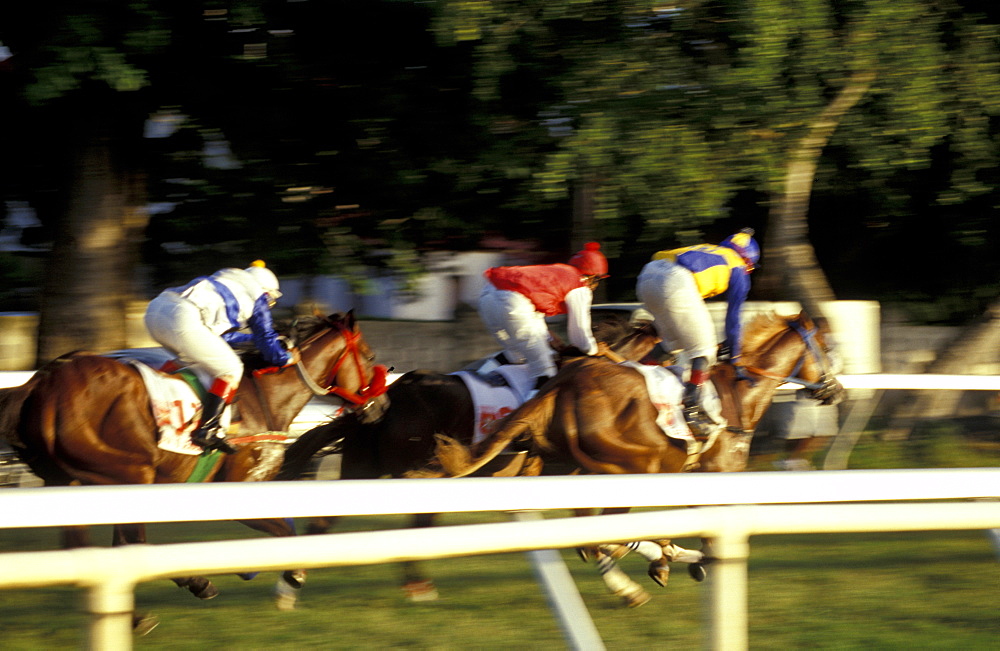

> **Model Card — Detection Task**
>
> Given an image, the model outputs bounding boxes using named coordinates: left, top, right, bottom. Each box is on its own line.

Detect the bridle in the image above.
left=252, top=317, right=389, bottom=425
left=291, top=320, right=389, bottom=407
left=738, top=317, right=840, bottom=402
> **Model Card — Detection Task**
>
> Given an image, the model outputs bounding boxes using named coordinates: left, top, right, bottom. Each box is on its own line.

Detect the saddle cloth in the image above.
left=103, top=348, right=228, bottom=456
left=455, top=360, right=701, bottom=451
left=452, top=363, right=535, bottom=444
left=619, top=362, right=697, bottom=451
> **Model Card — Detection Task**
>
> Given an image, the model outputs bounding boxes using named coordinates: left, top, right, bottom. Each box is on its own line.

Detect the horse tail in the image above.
left=413, top=390, right=558, bottom=479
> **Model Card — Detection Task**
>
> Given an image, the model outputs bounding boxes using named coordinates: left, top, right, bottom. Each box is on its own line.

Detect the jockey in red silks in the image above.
left=143, top=260, right=299, bottom=453
left=478, top=242, right=609, bottom=398
left=636, top=228, right=760, bottom=432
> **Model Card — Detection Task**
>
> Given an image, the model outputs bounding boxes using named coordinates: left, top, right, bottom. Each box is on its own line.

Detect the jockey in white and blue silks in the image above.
left=144, top=260, right=297, bottom=453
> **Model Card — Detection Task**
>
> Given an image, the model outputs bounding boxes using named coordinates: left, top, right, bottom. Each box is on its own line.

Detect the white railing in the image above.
left=1, top=470, right=998, bottom=650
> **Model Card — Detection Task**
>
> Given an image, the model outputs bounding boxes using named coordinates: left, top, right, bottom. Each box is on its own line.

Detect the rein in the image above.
left=251, top=318, right=389, bottom=424
left=740, top=318, right=833, bottom=391
left=293, top=322, right=389, bottom=406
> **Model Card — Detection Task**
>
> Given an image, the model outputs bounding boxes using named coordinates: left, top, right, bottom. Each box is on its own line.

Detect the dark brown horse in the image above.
left=2, top=311, right=389, bottom=616
left=409, top=311, right=845, bottom=606
left=279, top=314, right=662, bottom=599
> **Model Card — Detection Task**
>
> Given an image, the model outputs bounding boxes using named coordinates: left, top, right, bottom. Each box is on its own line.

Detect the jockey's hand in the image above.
left=284, top=347, right=301, bottom=366
left=718, top=343, right=732, bottom=361
left=734, top=364, right=756, bottom=384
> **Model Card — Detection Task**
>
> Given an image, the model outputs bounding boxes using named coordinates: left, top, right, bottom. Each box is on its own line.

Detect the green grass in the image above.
left=0, top=426, right=997, bottom=649
left=0, top=516, right=997, bottom=649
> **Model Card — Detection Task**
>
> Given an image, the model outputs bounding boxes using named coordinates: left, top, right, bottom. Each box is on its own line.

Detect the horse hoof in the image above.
left=133, top=612, right=159, bottom=637
left=688, top=563, right=707, bottom=582
left=620, top=589, right=651, bottom=608
left=648, top=563, right=670, bottom=588
left=195, top=583, right=219, bottom=600
left=237, top=572, right=259, bottom=581
left=402, top=580, right=439, bottom=602
left=282, top=569, right=307, bottom=589
left=576, top=547, right=593, bottom=563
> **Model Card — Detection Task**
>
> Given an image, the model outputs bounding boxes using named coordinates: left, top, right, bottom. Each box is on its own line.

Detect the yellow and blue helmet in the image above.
left=719, top=228, right=759, bottom=269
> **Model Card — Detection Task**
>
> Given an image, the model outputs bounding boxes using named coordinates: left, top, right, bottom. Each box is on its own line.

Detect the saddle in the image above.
left=101, top=348, right=227, bottom=456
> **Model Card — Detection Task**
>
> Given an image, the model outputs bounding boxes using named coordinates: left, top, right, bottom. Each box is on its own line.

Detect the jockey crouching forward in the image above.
left=143, top=260, right=300, bottom=454
left=478, top=242, right=609, bottom=399
left=636, top=228, right=759, bottom=436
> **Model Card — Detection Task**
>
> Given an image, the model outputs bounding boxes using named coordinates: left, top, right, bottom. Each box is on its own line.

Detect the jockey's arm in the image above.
left=563, top=286, right=599, bottom=355
left=722, top=269, right=751, bottom=361
left=246, top=296, right=294, bottom=367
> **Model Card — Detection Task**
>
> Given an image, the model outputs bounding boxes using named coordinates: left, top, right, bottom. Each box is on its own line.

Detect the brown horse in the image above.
left=2, top=311, right=389, bottom=615
left=279, top=314, right=662, bottom=599
left=410, top=311, right=845, bottom=606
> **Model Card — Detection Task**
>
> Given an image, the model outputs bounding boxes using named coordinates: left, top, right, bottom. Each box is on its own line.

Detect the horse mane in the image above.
left=739, top=312, right=798, bottom=365
left=591, top=313, right=638, bottom=349
left=238, top=312, right=350, bottom=370
left=286, top=313, right=348, bottom=342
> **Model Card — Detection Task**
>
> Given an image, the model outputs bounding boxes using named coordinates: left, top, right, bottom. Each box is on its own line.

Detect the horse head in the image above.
left=291, top=310, right=391, bottom=424
left=720, top=311, right=846, bottom=432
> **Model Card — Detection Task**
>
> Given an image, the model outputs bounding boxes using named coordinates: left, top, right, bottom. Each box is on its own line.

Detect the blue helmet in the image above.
left=720, top=228, right=760, bottom=267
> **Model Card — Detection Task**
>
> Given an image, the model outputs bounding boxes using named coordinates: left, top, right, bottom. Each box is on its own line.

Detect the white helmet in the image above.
left=245, top=260, right=282, bottom=302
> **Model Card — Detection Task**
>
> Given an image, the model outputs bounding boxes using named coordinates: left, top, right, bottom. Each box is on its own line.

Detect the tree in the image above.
left=430, top=0, right=1000, bottom=312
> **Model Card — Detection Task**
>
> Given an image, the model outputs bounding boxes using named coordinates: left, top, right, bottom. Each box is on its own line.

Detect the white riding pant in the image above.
left=144, top=291, right=243, bottom=382
left=478, top=283, right=556, bottom=379
left=636, top=259, right=718, bottom=366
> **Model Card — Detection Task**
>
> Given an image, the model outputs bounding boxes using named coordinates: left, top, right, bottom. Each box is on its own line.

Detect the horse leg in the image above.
left=114, top=524, right=222, bottom=601
left=400, top=513, right=439, bottom=602
left=62, top=525, right=91, bottom=549
left=306, top=516, right=337, bottom=535
left=237, top=517, right=304, bottom=610
left=600, top=540, right=675, bottom=588
left=595, top=547, right=651, bottom=608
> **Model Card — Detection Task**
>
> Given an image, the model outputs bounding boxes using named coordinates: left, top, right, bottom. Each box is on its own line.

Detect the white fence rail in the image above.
left=1, top=372, right=997, bottom=649
left=1, top=470, right=999, bottom=650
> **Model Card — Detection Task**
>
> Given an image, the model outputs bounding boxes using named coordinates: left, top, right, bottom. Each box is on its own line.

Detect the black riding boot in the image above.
left=682, top=356, right=711, bottom=436
left=190, top=393, right=236, bottom=454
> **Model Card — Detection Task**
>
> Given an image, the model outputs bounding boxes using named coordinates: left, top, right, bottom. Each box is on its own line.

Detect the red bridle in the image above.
left=253, top=321, right=389, bottom=409
left=324, top=326, right=389, bottom=406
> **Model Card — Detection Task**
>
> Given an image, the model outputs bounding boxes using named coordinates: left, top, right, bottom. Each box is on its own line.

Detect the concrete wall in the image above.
left=0, top=301, right=993, bottom=376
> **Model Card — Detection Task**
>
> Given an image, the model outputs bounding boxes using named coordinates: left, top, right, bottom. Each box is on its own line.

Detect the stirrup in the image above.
left=683, top=406, right=714, bottom=440
left=192, top=431, right=237, bottom=455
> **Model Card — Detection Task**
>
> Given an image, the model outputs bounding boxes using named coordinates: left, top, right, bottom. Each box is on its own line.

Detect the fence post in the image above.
left=704, top=522, right=751, bottom=651
left=85, top=578, right=137, bottom=651
left=511, top=511, right=606, bottom=651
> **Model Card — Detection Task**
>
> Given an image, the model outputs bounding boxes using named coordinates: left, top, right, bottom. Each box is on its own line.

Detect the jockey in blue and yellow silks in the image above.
left=636, top=228, right=759, bottom=431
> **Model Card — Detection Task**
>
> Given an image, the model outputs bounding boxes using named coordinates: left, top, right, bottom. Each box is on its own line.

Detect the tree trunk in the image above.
left=36, top=94, right=148, bottom=364
left=756, top=70, right=877, bottom=316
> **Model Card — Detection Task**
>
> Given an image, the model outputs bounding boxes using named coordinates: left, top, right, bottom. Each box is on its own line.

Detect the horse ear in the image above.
left=344, top=309, right=356, bottom=329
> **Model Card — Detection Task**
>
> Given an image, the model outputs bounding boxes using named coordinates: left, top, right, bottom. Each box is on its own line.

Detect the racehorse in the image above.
left=279, top=314, right=662, bottom=600
left=408, top=311, right=845, bottom=606
left=1, top=310, right=389, bottom=623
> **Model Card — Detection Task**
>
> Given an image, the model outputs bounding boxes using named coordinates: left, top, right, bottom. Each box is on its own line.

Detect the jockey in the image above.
left=478, top=242, right=609, bottom=398
left=635, top=228, right=759, bottom=432
left=143, top=260, right=299, bottom=453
